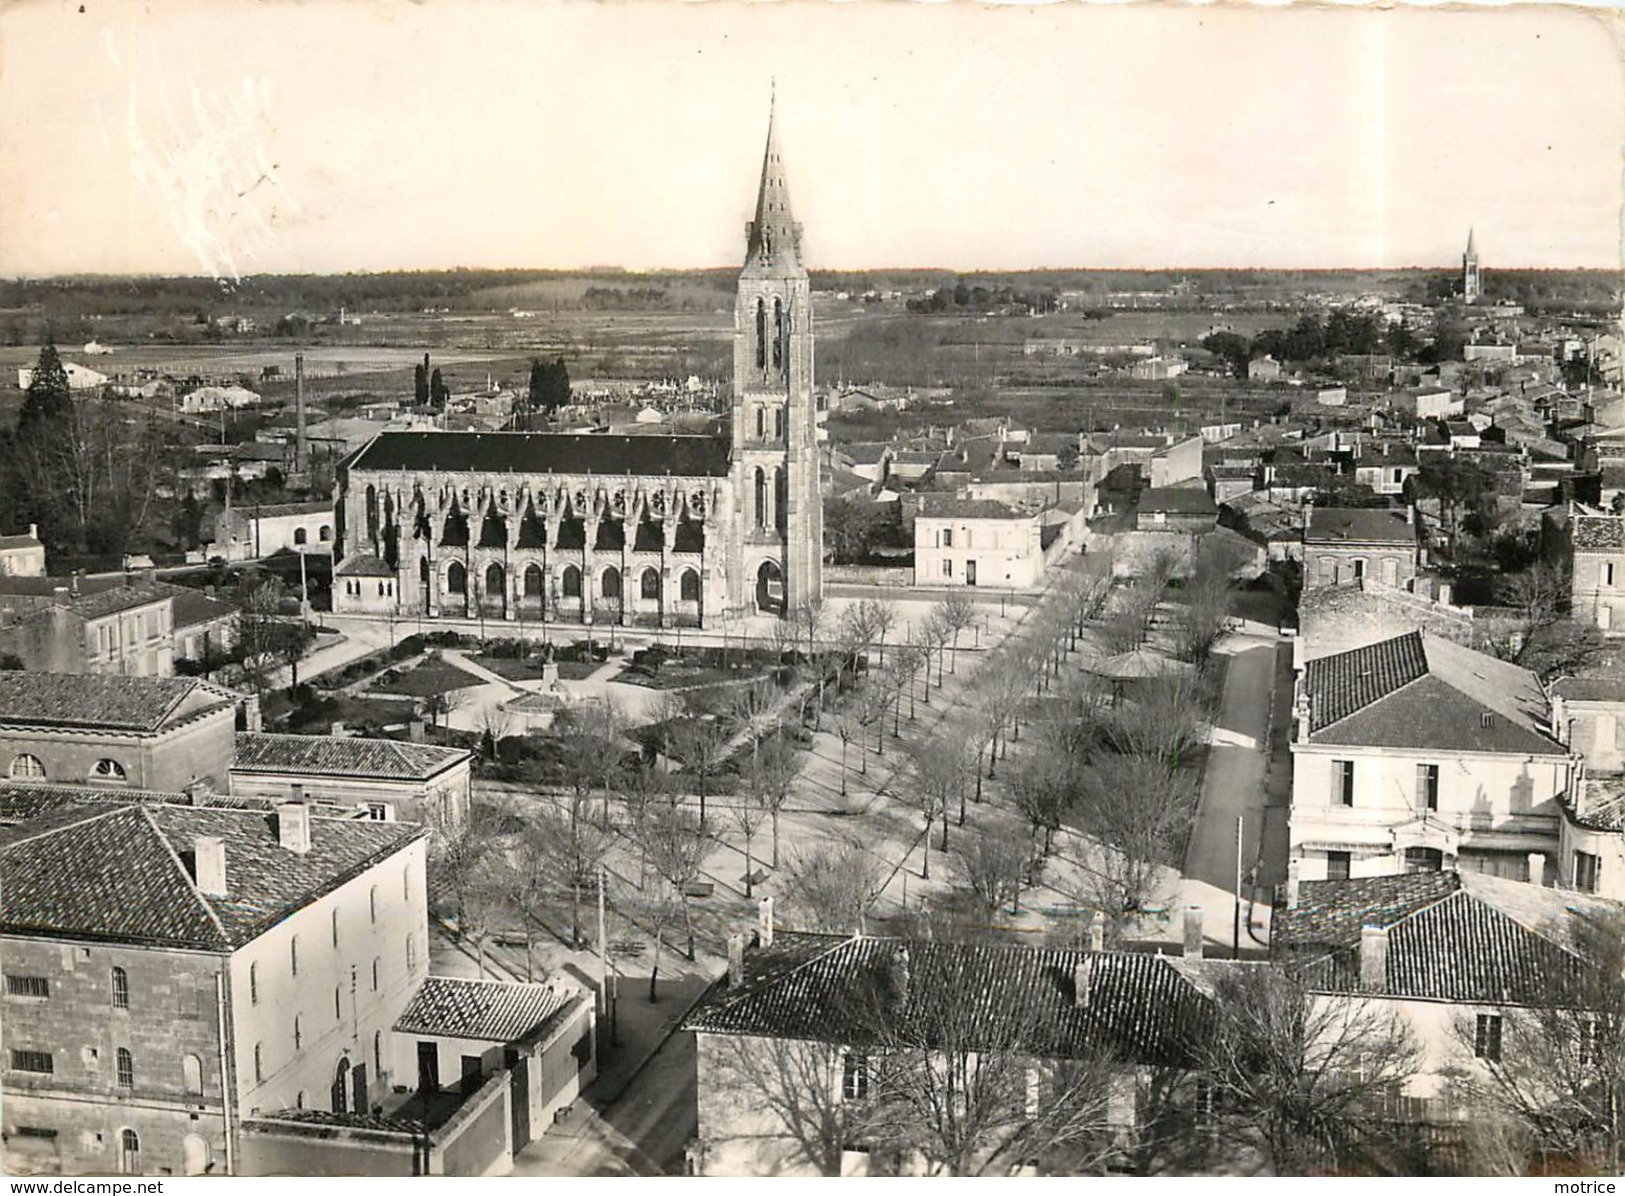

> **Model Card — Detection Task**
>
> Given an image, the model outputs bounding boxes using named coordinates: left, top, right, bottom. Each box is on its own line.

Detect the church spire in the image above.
left=744, top=92, right=803, bottom=276
left=1465, top=226, right=1477, bottom=257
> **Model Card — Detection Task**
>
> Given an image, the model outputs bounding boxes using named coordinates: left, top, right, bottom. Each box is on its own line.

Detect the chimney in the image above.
left=70, top=572, right=81, bottom=597
left=1088, top=910, right=1106, bottom=953
left=1073, top=958, right=1093, bottom=1009
left=1359, top=925, right=1388, bottom=992
left=330, top=721, right=346, bottom=738
left=28, top=523, right=37, bottom=540
left=757, top=896, right=775, bottom=948
left=277, top=801, right=312, bottom=854
left=294, top=352, right=308, bottom=476
left=184, top=777, right=213, bottom=807
left=194, top=836, right=228, bottom=897
left=52, top=585, right=70, bottom=605
left=1285, top=857, right=1302, bottom=910
left=727, top=933, right=745, bottom=987
left=1182, top=906, right=1204, bottom=959
left=205, top=584, right=217, bottom=600
left=891, top=945, right=910, bottom=1000
left=408, top=718, right=425, bottom=743
left=1528, top=852, right=1547, bottom=888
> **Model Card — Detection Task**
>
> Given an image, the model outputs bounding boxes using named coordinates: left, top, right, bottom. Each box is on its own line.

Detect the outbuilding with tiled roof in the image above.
left=230, top=732, right=472, bottom=829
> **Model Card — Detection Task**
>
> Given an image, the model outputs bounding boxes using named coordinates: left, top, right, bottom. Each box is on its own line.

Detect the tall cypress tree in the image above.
left=19, top=342, right=71, bottom=430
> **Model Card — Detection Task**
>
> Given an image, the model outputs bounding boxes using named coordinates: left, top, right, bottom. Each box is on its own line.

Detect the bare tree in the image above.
left=743, top=737, right=799, bottom=869
left=782, top=836, right=884, bottom=934
left=932, top=593, right=978, bottom=675
left=956, top=827, right=1031, bottom=915
left=661, top=692, right=727, bottom=827
left=903, top=740, right=968, bottom=877
left=795, top=596, right=827, bottom=663
left=529, top=788, right=614, bottom=949
left=1192, top=966, right=1423, bottom=1176
left=890, top=642, right=926, bottom=728
left=868, top=598, right=898, bottom=668
left=1443, top=912, right=1625, bottom=1175
left=642, top=803, right=707, bottom=965
left=1067, top=751, right=1198, bottom=943
left=855, top=943, right=1127, bottom=1175
left=428, top=800, right=511, bottom=974
left=728, top=788, right=769, bottom=898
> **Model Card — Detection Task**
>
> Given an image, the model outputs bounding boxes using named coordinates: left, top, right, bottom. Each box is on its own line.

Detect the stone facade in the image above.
left=0, top=940, right=233, bottom=1176
left=328, top=108, right=820, bottom=628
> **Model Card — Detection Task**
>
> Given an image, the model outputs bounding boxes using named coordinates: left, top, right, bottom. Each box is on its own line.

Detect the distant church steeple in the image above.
left=744, top=91, right=804, bottom=277
left=1463, top=227, right=1481, bottom=304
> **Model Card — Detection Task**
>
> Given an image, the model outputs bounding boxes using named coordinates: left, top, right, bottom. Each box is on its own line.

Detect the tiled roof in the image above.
left=0, top=802, right=424, bottom=949
left=917, top=496, right=1026, bottom=521
left=1137, top=487, right=1217, bottom=515
left=1303, top=630, right=1428, bottom=729
left=154, top=582, right=238, bottom=631
left=1304, top=506, right=1418, bottom=545
left=0, top=533, right=41, bottom=551
left=1301, top=631, right=1563, bottom=755
left=1553, top=676, right=1625, bottom=704
left=247, top=501, right=335, bottom=518
left=1574, top=515, right=1625, bottom=551
left=233, top=733, right=470, bottom=781
left=1275, top=873, right=1622, bottom=1006
left=50, top=584, right=169, bottom=621
left=349, top=431, right=732, bottom=478
left=394, top=976, right=585, bottom=1043
left=335, top=555, right=397, bottom=578
left=0, top=672, right=232, bottom=733
left=681, top=932, right=1233, bottom=1068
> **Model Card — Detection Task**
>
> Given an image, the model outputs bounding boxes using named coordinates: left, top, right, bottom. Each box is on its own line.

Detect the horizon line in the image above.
left=3, top=262, right=1620, bottom=285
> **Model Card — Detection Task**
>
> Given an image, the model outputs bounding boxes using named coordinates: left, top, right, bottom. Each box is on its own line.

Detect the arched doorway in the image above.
left=484, top=562, right=506, bottom=617
left=119, top=1129, right=141, bottom=1174
left=182, top=1135, right=210, bottom=1176
left=756, top=560, right=785, bottom=614
left=332, top=1057, right=351, bottom=1114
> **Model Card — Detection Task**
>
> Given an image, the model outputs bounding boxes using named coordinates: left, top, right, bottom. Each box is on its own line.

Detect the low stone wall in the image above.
left=825, top=564, right=914, bottom=589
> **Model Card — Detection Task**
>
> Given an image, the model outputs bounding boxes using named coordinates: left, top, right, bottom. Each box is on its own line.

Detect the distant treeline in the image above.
left=0, top=264, right=1615, bottom=325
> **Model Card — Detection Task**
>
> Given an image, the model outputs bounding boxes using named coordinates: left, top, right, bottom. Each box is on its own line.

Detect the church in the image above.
left=330, top=105, right=822, bottom=628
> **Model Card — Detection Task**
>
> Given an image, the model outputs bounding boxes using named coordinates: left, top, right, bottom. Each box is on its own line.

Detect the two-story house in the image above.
left=0, top=797, right=430, bottom=1177
left=0, top=785, right=596, bottom=1177
left=0, top=525, right=46, bottom=577
left=0, top=585, right=174, bottom=677
left=681, top=910, right=1238, bottom=1177
left=1274, top=870, right=1623, bottom=1160
left=1551, top=676, right=1625, bottom=898
left=1288, top=631, right=1576, bottom=883
left=1302, top=506, right=1422, bottom=591
left=912, top=496, right=1045, bottom=590
left=1566, top=505, right=1625, bottom=636
left=0, top=673, right=247, bottom=793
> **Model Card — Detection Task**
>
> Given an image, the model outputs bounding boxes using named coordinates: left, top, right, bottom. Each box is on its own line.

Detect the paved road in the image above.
left=1184, top=638, right=1280, bottom=901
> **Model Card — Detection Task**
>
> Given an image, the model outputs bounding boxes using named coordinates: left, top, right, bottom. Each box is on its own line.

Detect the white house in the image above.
left=912, top=495, right=1044, bottom=590
left=1288, top=630, right=1576, bottom=884
left=211, top=502, right=336, bottom=562
left=1275, top=871, right=1624, bottom=1109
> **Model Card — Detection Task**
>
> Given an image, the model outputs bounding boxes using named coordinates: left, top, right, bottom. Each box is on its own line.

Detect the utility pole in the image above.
left=1233, top=814, right=1245, bottom=960
left=597, top=865, right=609, bottom=1019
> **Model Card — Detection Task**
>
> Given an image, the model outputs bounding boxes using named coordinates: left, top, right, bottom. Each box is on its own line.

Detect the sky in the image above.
left=0, top=1, right=1620, bottom=278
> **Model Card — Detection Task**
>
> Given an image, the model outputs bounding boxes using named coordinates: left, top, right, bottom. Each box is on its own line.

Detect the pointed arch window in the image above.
left=755, top=299, right=767, bottom=370
left=754, top=468, right=767, bottom=529
left=773, top=298, right=785, bottom=371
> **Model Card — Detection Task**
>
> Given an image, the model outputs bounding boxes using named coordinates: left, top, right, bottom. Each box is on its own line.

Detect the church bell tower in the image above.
left=729, top=96, right=822, bottom=616
left=1462, top=227, right=1481, bottom=305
